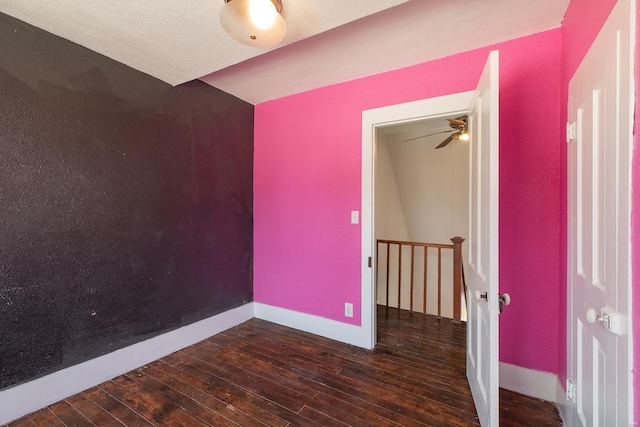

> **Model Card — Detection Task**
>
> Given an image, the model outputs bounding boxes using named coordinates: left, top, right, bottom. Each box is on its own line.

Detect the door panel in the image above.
left=466, top=50, right=499, bottom=427
left=567, top=0, right=632, bottom=425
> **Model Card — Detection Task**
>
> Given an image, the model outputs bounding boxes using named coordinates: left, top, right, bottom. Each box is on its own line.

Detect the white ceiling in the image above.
left=0, top=0, right=570, bottom=104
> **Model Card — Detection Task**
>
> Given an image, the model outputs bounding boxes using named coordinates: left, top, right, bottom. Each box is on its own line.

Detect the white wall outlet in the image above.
left=345, top=302, right=353, bottom=317
left=351, top=211, right=359, bottom=224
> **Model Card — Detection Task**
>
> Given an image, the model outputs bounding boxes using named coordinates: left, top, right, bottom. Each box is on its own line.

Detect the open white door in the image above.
left=566, top=0, right=633, bottom=425
left=466, top=50, right=500, bottom=427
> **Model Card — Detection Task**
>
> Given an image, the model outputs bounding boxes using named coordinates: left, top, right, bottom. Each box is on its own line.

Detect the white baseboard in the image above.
left=499, top=362, right=559, bottom=402
left=0, top=303, right=254, bottom=425
left=2, top=303, right=571, bottom=425
left=254, top=303, right=371, bottom=349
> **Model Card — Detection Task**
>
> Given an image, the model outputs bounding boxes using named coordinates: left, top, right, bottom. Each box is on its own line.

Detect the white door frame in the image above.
left=360, top=91, right=474, bottom=349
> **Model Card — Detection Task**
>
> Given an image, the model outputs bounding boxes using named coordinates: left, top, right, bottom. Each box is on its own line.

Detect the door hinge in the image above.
left=566, top=380, right=575, bottom=401
left=566, top=122, right=576, bottom=142
left=367, top=257, right=372, bottom=268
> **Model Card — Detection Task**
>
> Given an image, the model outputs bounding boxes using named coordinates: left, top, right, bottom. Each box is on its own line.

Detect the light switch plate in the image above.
left=351, top=211, right=359, bottom=224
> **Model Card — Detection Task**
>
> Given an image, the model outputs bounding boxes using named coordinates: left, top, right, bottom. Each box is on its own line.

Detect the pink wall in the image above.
left=255, top=30, right=562, bottom=373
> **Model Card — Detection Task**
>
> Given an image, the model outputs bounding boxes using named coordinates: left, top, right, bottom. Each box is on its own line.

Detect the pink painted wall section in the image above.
left=255, top=30, right=562, bottom=373
left=254, top=50, right=491, bottom=324
left=254, top=97, right=364, bottom=323
left=496, top=33, right=561, bottom=374
left=559, top=0, right=618, bottom=388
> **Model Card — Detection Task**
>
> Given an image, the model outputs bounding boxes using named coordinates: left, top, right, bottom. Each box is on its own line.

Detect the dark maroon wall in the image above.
left=0, top=13, right=253, bottom=389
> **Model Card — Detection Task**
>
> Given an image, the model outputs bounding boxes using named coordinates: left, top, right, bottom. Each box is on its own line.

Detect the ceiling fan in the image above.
left=404, top=115, right=469, bottom=149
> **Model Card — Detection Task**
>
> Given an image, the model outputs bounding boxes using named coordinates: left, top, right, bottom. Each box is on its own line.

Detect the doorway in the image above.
left=374, top=116, right=469, bottom=318
left=360, top=91, right=473, bottom=348
left=362, top=52, right=507, bottom=425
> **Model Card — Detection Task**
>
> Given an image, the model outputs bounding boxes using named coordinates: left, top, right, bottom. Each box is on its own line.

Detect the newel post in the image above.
left=451, top=236, right=465, bottom=321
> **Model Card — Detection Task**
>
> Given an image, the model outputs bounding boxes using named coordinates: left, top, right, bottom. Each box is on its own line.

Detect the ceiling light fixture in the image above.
left=220, top=0, right=286, bottom=48
left=456, top=132, right=470, bottom=142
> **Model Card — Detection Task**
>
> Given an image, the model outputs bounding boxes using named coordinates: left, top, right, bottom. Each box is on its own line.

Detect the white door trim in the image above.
left=360, top=91, right=474, bottom=349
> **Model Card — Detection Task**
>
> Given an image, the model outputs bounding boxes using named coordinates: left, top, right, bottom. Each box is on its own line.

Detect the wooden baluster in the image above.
left=437, top=247, right=442, bottom=317
left=397, top=244, right=402, bottom=311
left=451, top=236, right=465, bottom=321
left=423, top=246, right=428, bottom=314
left=385, top=242, right=390, bottom=312
left=375, top=240, right=379, bottom=310
left=410, top=244, right=415, bottom=314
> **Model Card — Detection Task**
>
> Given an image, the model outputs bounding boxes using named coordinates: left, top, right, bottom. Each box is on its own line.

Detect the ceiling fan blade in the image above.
left=404, top=129, right=454, bottom=142
left=447, top=118, right=466, bottom=127
left=435, top=134, right=454, bottom=149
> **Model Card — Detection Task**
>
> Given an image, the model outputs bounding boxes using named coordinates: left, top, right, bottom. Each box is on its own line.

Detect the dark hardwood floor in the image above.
left=5, top=306, right=562, bottom=426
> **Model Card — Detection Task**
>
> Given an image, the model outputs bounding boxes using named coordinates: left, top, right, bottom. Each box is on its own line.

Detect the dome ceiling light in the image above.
left=220, top=0, right=286, bottom=48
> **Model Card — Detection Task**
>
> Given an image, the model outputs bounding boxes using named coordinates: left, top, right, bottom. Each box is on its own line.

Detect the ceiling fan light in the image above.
left=457, top=132, right=470, bottom=142
left=220, top=0, right=286, bottom=48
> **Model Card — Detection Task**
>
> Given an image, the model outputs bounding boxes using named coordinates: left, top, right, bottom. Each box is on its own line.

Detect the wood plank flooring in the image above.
left=5, top=306, right=562, bottom=426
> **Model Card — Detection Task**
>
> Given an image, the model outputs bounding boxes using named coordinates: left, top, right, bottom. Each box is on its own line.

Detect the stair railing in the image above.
left=376, top=236, right=465, bottom=321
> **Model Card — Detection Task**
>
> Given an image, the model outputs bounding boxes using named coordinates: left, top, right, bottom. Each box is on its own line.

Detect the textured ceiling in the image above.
left=0, top=0, right=569, bottom=104
left=0, top=0, right=408, bottom=86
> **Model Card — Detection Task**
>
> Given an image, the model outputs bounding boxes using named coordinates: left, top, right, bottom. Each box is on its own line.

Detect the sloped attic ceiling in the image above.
left=0, top=0, right=569, bottom=104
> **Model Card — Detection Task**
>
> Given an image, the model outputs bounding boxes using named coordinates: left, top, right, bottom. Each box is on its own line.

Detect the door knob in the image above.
left=498, top=293, right=511, bottom=314
left=585, top=307, right=623, bottom=335
left=585, top=308, right=601, bottom=324
left=475, top=291, right=488, bottom=302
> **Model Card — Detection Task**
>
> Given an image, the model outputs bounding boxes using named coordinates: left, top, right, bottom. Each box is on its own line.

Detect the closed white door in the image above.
left=466, top=50, right=500, bottom=427
left=567, top=0, right=633, bottom=425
